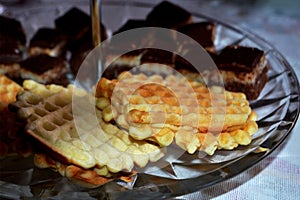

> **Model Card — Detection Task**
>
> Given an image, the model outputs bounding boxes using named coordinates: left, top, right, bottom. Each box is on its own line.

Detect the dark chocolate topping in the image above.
left=20, top=54, right=65, bottom=74
left=0, top=15, right=26, bottom=45
left=55, top=7, right=90, bottom=38
left=178, top=22, right=216, bottom=48
left=217, top=45, right=264, bottom=72
left=29, top=28, right=66, bottom=49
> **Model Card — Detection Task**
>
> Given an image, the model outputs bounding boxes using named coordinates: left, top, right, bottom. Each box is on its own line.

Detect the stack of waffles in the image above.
left=10, top=80, right=166, bottom=187
left=96, top=69, right=258, bottom=155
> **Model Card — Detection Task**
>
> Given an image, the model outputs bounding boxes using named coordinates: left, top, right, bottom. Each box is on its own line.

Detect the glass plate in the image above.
left=0, top=1, right=299, bottom=199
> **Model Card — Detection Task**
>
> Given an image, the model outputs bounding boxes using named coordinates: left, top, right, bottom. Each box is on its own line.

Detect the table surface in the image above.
left=172, top=1, right=300, bottom=199
left=1, top=0, right=299, bottom=199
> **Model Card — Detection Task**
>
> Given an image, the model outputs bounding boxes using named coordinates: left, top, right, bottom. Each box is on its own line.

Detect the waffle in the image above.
left=34, top=153, right=136, bottom=188
left=0, top=74, right=23, bottom=108
left=12, top=80, right=166, bottom=175
left=95, top=70, right=258, bottom=155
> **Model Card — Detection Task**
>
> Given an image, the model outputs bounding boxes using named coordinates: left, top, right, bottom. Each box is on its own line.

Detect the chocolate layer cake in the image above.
left=215, top=45, right=269, bottom=100
left=55, top=7, right=91, bottom=49
left=0, top=15, right=26, bottom=78
left=177, top=22, right=216, bottom=53
left=28, top=28, right=67, bottom=57
left=19, top=54, right=68, bottom=85
left=0, top=15, right=26, bottom=46
left=146, top=1, right=192, bottom=29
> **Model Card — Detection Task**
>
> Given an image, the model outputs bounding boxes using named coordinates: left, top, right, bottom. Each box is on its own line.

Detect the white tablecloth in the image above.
left=1, top=0, right=299, bottom=199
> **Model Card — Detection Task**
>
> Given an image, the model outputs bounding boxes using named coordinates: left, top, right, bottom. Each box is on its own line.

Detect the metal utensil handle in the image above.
left=90, top=0, right=101, bottom=47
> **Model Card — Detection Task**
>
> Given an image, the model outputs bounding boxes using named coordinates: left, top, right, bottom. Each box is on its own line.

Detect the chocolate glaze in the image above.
left=29, top=28, right=66, bottom=49
left=0, top=15, right=26, bottom=63
left=217, top=45, right=264, bottom=72
left=178, top=22, right=216, bottom=49
left=55, top=7, right=90, bottom=39
left=0, top=15, right=26, bottom=46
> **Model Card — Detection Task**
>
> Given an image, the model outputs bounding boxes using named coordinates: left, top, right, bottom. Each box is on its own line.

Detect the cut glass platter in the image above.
left=0, top=1, right=299, bottom=199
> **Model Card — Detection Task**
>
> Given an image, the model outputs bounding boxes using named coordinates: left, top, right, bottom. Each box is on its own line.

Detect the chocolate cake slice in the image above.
left=215, top=45, right=269, bottom=100
left=19, top=54, right=68, bottom=85
left=177, top=22, right=217, bottom=53
left=0, top=41, right=22, bottom=79
left=0, top=15, right=26, bottom=79
left=28, top=28, right=67, bottom=57
left=146, top=1, right=192, bottom=29
left=54, top=7, right=91, bottom=49
left=0, top=15, right=26, bottom=47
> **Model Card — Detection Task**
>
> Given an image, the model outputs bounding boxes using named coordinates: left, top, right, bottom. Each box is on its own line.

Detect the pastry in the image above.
left=0, top=15, right=26, bottom=79
left=11, top=80, right=166, bottom=173
left=19, top=54, right=68, bottom=85
left=55, top=7, right=91, bottom=49
left=177, top=22, right=217, bottom=53
left=55, top=7, right=107, bottom=51
left=28, top=28, right=67, bottom=57
left=146, top=1, right=193, bottom=29
left=215, top=45, right=269, bottom=100
left=95, top=68, right=258, bottom=155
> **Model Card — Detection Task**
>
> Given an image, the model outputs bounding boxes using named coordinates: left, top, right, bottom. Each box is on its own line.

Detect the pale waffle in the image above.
left=11, top=80, right=166, bottom=175
left=95, top=71, right=258, bottom=155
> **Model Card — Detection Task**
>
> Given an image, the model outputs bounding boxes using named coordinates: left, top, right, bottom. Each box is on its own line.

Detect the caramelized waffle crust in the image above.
left=0, top=74, right=22, bottom=107
left=11, top=80, right=166, bottom=175
left=96, top=70, right=258, bottom=155
left=34, top=153, right=136, bottom=188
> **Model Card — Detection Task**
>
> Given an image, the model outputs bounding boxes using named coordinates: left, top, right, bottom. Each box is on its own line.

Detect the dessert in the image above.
left=28, top=28, right=67, bottom=57
left=0, top=0, right=272, bottom=189
left=55, top=7, right=91, bottom=49
left=146, top=1, right=193, bottom=29
left=96, top=68, right=258, bottom=155
left=19, top=54, right=68, bottom=85
left=34, top=153, right=136, bottom=188
left=0, top=74, right=23, bottom=107
left=0, top=15, right=26, bottom=79
left=177, top=22, right=217, bottom=53
left=11, top=80, right=166, bottom=185
left=215, top=45, right=269, bottom=100
left=55, top=7, right=107, bottom=51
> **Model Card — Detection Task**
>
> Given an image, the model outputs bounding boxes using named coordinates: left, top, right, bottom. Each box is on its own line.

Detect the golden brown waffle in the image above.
left=34, top=153, right=136, bottom=188
left=12, top=80, right=166, bottom=175
left=96, top=71, right=258, bottom=155
left=0, top=74, right=23, bottom=108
